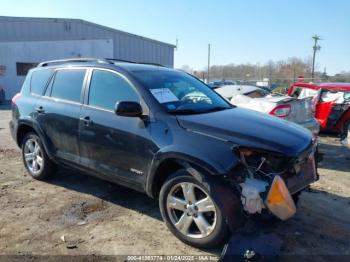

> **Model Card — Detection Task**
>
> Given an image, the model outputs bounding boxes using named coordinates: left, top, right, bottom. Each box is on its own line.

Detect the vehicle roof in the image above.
left=111, top=62, right=173, bottom=72
left=292, top=82, right=350, bottom=91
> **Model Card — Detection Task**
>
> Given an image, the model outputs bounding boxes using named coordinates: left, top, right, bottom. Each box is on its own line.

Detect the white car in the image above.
left=214, top=85, right=320, bottom=135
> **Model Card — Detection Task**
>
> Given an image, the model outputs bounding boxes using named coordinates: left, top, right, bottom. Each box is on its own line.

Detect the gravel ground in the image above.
left=0, top=109, right=349, bottom=260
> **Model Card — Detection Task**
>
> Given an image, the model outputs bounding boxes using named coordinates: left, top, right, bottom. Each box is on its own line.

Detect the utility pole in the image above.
left=311, top=35, right=321, bottom=81
left=207, top=44, right=211, bottom=83
left=175, top=38, right=178, bottom=51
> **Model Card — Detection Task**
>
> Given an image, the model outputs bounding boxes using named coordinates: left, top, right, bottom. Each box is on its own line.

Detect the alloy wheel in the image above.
left=24, top=138, right=44, bottom=175
left=166, top=182, right=217, bottom=239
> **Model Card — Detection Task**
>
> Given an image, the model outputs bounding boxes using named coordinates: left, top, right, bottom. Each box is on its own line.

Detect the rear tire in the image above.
left=159, top=170, right=229, bottom=248
left=22, top=132, right=56, bottom=180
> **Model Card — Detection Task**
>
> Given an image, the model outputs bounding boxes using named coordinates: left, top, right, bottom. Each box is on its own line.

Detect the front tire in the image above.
left=159, top=171, right=229, bottom=248
left=22, top=132, right=56, bottom=180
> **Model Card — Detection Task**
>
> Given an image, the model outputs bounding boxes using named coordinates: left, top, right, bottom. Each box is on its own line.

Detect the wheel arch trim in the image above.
left=16, top=120, right=55, bottom=161
left=146, top=151, right=228, bottom=198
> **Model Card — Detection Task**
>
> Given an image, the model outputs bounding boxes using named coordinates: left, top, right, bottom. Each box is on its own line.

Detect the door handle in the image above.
left=80, top=116, right=92, bottom=126
left=36, top=106, right=45, bottom=114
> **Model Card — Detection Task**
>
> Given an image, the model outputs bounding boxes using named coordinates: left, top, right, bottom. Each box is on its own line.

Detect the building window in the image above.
left=0, top=65, right=6, bottom=76
left=16, top=62, right=38, bottom=76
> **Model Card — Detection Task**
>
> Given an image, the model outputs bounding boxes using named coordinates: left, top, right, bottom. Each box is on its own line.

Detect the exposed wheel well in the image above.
left=17, top=124, right=37, bottom=146
left=151, top=159, right=183, bottom=198
left=151, top=158, right=211, bottom=198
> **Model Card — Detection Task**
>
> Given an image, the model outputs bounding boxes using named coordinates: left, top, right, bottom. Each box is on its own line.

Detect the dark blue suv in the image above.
left=10, top=58, right=318, bottom=248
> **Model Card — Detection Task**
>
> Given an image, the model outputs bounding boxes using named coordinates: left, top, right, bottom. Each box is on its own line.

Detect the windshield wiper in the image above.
left=168, top=108, right=200, bottom=115
left=169, top=106, right=231, bottom=115
left=202, top=106, right=231, bottom=113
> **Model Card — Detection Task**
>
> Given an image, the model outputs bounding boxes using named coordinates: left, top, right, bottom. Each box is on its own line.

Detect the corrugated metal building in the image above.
left=0, top=16, right=175, bottom=99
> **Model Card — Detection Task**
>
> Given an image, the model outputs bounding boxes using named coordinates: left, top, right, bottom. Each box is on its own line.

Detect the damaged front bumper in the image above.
left=230, top=143, right=318, bottom=220
left=280, top=152, right=317, bottom=195
left=240, top=175, right=297, bottom=220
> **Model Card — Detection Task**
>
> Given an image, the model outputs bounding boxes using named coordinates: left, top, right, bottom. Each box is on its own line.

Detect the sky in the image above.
left=1, top=0, right=349, bottom=75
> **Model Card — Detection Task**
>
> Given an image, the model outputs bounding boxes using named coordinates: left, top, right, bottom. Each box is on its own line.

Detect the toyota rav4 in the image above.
left=10, top=58, right=318, bottom=248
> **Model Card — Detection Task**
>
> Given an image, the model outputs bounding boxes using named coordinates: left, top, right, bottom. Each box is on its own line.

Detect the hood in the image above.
left=176, top=107, right=313, bottom=157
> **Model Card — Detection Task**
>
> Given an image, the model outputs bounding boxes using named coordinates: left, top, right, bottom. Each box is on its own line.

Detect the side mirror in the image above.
left=115, top=101, right=143, bottom=118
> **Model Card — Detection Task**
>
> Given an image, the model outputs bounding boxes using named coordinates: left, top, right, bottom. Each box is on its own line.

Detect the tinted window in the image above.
left=89, top=70, right=139, bottom=110
left=30, top=69, right=53, bottom=95
left=51, top=69, right=86, bottom=102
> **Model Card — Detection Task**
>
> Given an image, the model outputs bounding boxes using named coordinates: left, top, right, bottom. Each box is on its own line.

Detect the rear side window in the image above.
left=88, top=70, right=139, bottom=111
left=51, top=69, right=86, bottom=103
left=30, top=69, right=53, bottom=95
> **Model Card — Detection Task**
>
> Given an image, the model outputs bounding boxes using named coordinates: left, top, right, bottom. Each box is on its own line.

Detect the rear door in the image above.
left=78, top=68, right=155, bottom=186
left=36, top=68, right=87, bottom=164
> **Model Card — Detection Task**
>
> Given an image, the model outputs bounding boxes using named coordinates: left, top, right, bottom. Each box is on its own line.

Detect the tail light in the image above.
left=11, top=93, right=21, bottom=104
left=270, top=104, right=291, bottom=118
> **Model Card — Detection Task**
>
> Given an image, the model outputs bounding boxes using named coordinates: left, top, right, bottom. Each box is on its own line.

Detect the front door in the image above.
left=78, top=69, right=155, bottom=186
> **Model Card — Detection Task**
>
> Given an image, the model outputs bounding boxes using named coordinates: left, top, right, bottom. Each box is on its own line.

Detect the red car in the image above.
left=288, top=82, right=350, bottom=144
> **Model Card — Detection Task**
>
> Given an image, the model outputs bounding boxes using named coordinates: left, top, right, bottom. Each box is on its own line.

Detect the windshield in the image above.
left=133, top=70, right=232, bottom=114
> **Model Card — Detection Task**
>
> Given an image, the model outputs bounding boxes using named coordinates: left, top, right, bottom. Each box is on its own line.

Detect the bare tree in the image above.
left=182, top=56, right=324, bottom=86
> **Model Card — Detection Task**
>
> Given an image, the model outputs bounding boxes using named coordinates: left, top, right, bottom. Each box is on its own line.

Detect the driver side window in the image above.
left=88, top=70, right=139, bottom=111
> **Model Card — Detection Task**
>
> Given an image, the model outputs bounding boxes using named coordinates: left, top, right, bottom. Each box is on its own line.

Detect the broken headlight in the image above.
left=237, top=147, right=289, bottom=178
left=234, top=148, right=297, bottom=219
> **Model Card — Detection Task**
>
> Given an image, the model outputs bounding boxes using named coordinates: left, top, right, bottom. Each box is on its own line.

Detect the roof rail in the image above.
left=37, top=58, right=111, bottom=67
left=105, top=58, right=136, bottom=64
left=37, top=57, right=166, bottom=68
left=105, top=58, right=165, bottom=67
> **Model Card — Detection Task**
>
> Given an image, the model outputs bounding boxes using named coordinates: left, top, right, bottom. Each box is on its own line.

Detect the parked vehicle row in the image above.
left=289, top=82, right=350, bottom=147
left=208, top=80, right=241, bottom=89
left=10, top=58, right=318, bottom=248
left=211, top=80, right=350, bottom=148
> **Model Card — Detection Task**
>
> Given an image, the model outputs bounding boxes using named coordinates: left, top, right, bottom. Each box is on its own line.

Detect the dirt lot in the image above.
left=0, top=108, right=350, bottom=260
